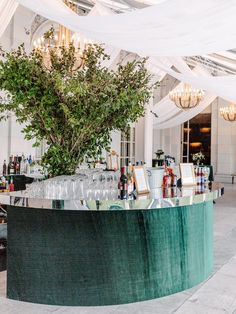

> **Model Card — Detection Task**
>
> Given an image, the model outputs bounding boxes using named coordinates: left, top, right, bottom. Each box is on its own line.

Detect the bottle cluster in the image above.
left=3, top=154, right=33, bottom=176
left=195, top=166, right=208, bottom=185
left=0, top=176, right=14, bottom=192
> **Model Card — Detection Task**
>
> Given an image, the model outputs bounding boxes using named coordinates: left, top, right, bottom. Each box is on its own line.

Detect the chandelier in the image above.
left=169, top=83, right=204, bottom=110
left=33, top=0, right=93, bottom=68
left=220, top=103, right=236, bottom=122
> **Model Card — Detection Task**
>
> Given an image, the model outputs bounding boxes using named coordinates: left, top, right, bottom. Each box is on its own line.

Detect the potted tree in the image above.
left=0, top=43, right=153, bottom=177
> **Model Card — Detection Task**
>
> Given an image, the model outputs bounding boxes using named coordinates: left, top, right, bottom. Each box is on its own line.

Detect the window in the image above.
left=181, top=113, right=211, bottom=165
left=120, top=126, right=135, bottom=167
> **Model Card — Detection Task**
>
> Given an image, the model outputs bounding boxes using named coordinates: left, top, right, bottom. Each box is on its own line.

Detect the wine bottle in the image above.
left=2, top=160, right=6, bottom=176
left=119, top=166, right=128, bottom=200
left=15, top=155, right=20, bottom=175
left=8, top=156, right=15, bottom=175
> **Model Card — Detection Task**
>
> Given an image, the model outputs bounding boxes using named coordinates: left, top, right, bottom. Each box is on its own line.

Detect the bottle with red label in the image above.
left=118, top=166, right=128, bottom=200
left=162, top=166, right=169, bottom=188
left=9, top=177, right=14, bottom=192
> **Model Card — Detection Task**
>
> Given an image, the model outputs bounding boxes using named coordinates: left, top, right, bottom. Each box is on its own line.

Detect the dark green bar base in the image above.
left=7, top=201, right=213, bottom=306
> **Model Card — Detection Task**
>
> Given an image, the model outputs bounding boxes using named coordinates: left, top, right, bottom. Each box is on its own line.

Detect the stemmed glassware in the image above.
left=23, top=170, right=119, bottom=201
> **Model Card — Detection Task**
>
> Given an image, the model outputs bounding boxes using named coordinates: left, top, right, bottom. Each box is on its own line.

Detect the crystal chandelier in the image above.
left=220, top=103, right=236, bottom=122
left=169, top=83, right=204, bottom=110
left=33, top=0, right=93, bottom=68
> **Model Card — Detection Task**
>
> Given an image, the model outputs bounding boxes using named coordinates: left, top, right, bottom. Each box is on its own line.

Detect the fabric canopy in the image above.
left=0, top=0, right=18, bottom=38
left=15, top=0, right=236, bottom=57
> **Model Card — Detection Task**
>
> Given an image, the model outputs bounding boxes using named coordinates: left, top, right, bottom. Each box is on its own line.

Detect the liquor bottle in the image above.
left=196, top=167, right=199, bottom=185
left=15, top=155, right=20, bottom=175
left=169, top=168, right=175, bottom=187
left=25, top=159, right=31, bottom=175
left=200, top=167, right=204, bottom=185
left=20, top=154, right=25, bottom=174
left=9, top=177, right=14, bottom=192
left=162, top=166, right=169, bottom=188
left=28, top=155, right=32, bottom=165
left=2, top=160, right=6, bottom=176
left=8, top=156, right=15, bottom=175
left=119, top=166, right=128, bottom=200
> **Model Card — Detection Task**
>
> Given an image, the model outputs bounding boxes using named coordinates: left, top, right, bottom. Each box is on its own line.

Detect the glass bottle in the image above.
left=2, top=160, right=6, bottom=176
left=119, top=166, right=128, bottom=200
left=8, top=156, right=15, bottom=175
left=9, top=177, right=14, bottom=192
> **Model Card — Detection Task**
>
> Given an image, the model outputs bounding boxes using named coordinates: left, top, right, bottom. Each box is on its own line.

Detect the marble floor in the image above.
left=1, top=183, right=236, bottom=314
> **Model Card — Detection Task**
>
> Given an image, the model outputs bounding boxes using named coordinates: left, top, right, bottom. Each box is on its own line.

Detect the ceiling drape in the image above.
left=15, top=0, right=236, bottom=57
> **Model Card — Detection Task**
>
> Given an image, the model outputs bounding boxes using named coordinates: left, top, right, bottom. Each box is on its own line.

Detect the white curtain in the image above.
left=15, top=0, right=236, bottom=57
left=0, top=0, right=18, bottom=38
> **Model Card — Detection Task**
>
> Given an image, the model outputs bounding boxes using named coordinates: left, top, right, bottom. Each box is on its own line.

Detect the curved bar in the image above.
left=4, top=182, right=224, bottom=210
left=6, top=199, right=215, bottom=306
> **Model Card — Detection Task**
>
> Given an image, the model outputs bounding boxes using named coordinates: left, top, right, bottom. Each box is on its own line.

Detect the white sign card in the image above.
left=179, top=163, right=196, bottom=186
left=133, top=166, right=150, bottom=194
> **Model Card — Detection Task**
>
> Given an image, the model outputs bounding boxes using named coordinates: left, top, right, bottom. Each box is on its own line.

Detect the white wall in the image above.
left=212, top=97, right=236, bottom=175
left=0, top=6, right=37, bottom=169
left=153, top=126, right=181, bottom=164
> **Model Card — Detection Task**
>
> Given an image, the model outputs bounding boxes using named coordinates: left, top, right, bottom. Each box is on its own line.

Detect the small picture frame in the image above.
left=133, top=166, right=150, bottom=194
left=179, top=163, right=196, bottom=186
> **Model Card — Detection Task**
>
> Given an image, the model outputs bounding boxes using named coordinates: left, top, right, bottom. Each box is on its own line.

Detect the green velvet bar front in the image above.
left=7, top=201, right=213, bottom=306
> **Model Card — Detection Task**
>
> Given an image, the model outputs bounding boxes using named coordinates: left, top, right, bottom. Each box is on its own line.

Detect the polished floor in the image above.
left=1, top=183, right=236, bottom=314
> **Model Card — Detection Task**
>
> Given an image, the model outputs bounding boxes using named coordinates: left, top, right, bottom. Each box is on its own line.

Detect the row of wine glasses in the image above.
left=24, top=170, right=119, bottom=201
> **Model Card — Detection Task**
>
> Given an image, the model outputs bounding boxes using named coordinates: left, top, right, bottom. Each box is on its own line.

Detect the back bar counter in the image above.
left=1, top=183, right=223, bottom=306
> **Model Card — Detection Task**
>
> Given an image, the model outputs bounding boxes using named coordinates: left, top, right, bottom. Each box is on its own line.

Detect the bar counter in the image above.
left=1, top=183, right=224, bottom=306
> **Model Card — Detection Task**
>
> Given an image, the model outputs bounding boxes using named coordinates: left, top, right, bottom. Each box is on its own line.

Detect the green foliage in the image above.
left=0, top=43, right=153, bottom=176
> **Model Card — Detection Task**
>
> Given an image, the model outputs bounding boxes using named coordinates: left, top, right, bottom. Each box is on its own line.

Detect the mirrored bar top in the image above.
left=0, top=182, right=224, bottom=211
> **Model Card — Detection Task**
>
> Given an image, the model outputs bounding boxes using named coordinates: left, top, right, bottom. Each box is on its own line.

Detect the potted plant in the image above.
left=0, top=43, right=153, bottom=177
left=192, top=151, right=205, bottom=165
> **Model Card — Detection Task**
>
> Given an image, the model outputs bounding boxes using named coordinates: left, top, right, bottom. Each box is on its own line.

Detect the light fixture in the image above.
left=169, top=83, right=204, bottom=110
left=183, top=127, right=191, bottom=132
left=190, top=142, right=202, bottom=148
left=200, top=127, right=211, bottom=133
left=33, top=0, right=94, bottom=69
left=220, top=103, right=236, bottom=122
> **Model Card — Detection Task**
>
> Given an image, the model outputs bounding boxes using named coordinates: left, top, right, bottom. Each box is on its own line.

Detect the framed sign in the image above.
left=133, top=166, right=150, bottom=194
left=179, top=163, right=196, bottom=186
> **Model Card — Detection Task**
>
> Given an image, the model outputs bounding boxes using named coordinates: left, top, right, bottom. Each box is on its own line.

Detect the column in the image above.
left=144, top=95, right=154, bottom=167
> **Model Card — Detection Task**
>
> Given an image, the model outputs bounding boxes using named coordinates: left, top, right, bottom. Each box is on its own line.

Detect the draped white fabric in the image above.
left=154, top=59, right=236, bottom=104
left=15, top=0, right=236, bottom=57
left=86, top=3, right=121, bottom=69
left=153, top=93, right=216, bottom=129
left=0, top=0, right=18, bottom=38
left=152, top=60, right=217, bottom=129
